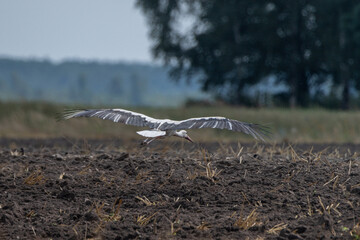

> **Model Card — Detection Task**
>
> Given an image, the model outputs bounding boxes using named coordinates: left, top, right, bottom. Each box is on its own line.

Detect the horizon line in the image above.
left=0, top=54, right=158, bottom=65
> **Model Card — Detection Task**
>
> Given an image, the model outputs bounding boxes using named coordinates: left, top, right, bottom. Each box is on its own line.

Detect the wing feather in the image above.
left=62, top=109, right=270, bottom=141
left=62, top=109, right=159, bottom=128
left=158, top=117, right=270, bottom=141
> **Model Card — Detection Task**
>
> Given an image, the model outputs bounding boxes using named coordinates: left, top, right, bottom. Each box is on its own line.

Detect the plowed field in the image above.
left=1, top=139, right=359, bottom=239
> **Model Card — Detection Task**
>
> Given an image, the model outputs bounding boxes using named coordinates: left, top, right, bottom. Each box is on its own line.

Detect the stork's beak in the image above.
left=185, top=136, right=193, bottom=143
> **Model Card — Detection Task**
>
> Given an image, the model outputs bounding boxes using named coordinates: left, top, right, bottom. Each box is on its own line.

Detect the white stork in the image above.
left=63, top=108, right=269, bottom=144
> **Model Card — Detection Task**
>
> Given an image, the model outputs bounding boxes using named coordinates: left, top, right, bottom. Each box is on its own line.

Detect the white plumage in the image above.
left=136, top=130, right=166, bottom=138
left=63, top=108, right=269, bottom=144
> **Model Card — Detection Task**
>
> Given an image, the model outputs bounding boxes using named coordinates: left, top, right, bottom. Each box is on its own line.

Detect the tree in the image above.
left=315, top=0, right=360, bottom=109
left=260, top=0, right=320, bottom=107
left=137, top=0, right=322, bottom=106
left=137, top=0, right=360, bottom=108
left=137, top=0, right=270, bottom=104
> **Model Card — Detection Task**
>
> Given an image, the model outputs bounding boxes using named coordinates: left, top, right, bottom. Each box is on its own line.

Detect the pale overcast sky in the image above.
left=0, top=0, right=153, bottom=63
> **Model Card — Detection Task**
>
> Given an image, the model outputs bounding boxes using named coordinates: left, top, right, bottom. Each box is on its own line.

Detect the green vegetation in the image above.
left=1, top=101, right=360, bottom=143
left=137, top=0, right=360, bottom=109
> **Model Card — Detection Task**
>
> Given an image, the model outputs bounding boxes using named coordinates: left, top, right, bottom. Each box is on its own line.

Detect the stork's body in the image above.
left=63, top=108, right=269, bottom=144
left=137, top=129, right=193, bottom=144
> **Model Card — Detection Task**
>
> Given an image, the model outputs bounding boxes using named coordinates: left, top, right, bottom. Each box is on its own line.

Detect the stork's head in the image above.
left=177, top=130, right=193, bottom=143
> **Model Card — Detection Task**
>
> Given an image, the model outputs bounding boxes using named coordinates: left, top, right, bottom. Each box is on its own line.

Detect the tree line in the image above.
left=0, top=58, right=206, bottom=107
left=137, top=0, right=360, bottom=109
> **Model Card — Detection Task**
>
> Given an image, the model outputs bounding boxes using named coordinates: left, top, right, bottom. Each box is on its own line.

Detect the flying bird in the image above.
left=63, top=108, right=269, bottom=144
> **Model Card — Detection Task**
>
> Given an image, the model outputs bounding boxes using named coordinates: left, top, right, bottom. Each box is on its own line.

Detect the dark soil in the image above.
left=1, top=138, right=359, bottom=239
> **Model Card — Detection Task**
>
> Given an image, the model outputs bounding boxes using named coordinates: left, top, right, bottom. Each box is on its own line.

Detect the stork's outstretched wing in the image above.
left=157, top=117, right=270, bottom=141
left=62, top=109, right=270, bottom=141
left=62, top=109, right=160, bottom=128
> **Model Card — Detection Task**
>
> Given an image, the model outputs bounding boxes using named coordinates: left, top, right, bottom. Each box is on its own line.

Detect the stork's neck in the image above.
left=172, top=130, right=184, bottom=137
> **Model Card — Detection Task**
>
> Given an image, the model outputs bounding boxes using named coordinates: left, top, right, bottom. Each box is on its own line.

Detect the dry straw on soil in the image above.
left=1, top=139, right=360, bottom=239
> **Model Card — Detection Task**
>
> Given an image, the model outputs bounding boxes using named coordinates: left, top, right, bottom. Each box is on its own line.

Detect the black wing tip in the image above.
left=57, top=108, right=89, bottom=122
left=250, top=123, right=272, bottom=142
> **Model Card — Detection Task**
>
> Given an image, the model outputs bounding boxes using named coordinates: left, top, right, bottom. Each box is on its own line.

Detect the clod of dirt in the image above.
left=279, top=229, right=304, bottom=239
left=58, top=180, right=68, bottom=187
left=57, top=189, right=76, bottom=201
left=0, top=225, right=10, bottom=239
left=318, top=213, right=334, bottom=231
left=84, top=211, right=100, bottom=222
left=292, top=226, right=307, bottom=234
left=97, top=153, right=112, bottom=160
left=84, top=198, right=92, bottom=206
left=351, top=187, right=360, bottom=195
left=115, top=153, right=129, bottom=161
left=52, top=153, right=64, bottom=160
left=0, top=214, right=14, bottom=225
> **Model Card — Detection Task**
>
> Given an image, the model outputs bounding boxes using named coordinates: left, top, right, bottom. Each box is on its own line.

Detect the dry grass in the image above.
left=23, top=170, right=46, bottom=185
left=196, top=222, right=211, bottom=231
left=351, top=222, right=360, bottom=239
left=185, top=149, right=223, bottom=182
left=94, top=199, right=122, bottom=222
left=26, top=210, right=36, bottom=218
left=234, top=208, right=262, bottom=230
left=267, top=223, right=288, bottom=235
left=136, top=212, right=158, bottom=226
left=136, top=196, right=160, bottom=206
left=3, top=101, right=360, bottom=142
left=169, top=219, right=181, bottom=236
left=135, top=170, right=152, bottom=184
left=91, top=198, right=123, bottom=235
left=77, top=165, right=92, bottom=175
left=316, top=196, right=342, bottom=217
left=199, top=149, right=222, bottom=182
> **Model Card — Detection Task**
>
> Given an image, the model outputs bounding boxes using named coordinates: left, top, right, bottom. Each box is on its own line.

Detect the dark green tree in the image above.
left=137, top=0, right=270, bottom=104
left=314, top=0, right=360, bottom=109
left=263, top=0, right=322, bottom=107
left=136, top=0, right=323, bottom=107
